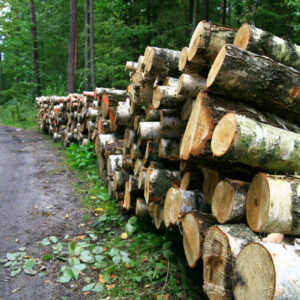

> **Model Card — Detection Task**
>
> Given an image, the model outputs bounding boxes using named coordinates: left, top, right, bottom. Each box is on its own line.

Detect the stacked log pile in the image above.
left=36, top=20, right=300, bottom=300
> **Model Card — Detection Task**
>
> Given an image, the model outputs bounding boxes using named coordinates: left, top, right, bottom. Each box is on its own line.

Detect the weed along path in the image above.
left=0, top=125, right=204, bottom=299
left=0, top=125, right=84, bottom=299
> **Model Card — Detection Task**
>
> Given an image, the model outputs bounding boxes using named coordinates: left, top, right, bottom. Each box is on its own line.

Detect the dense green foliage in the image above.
left=0, top=0, right=299, bottom=108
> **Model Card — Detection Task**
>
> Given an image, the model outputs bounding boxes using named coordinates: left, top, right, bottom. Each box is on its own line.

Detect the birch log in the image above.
left=211, top=113, right=300, bottom=172
left=188, top=21, right=236, bottom=66
left=177, top=74, right=206, bottom=98
left=152, top=85, right=185, bottom=109
left=182, top=212, right=215, bottom=268
left=246, top=173, right=300, bottom=235
left=234, top=23, right=300, bottom=71
left=144, top=168, right=181, bottom=203
left=178, top=47, right=207, bottom=75
left=203, top=224, right=259, bottom=300
left=211, top=179, right=249, bottom=224
left=233, top=242, right=300, bottom=300
left=207, top=45, right=300, bottom=122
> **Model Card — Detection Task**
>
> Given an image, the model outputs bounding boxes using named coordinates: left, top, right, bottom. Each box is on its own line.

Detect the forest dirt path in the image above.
left=0, top=125, right=84, bottom=299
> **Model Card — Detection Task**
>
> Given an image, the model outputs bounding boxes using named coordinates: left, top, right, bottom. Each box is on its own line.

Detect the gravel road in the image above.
left=0, top=125, right=84, bottom=299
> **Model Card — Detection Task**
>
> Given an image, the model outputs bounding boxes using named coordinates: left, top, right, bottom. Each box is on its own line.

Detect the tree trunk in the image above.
left=89, top=0, right=95, bottom=90
left=211, top=113, right=300, bottom=172
left=220, top=0, right=226, bottom=25
left=0, top=52, right=4, bottom=90
left=84, top=0, right=89, bottom=90
left=188, top=21, right=236, bottom=66
left=202, top=0, right=209, bottom=21
left=233, top=242, right=300, bottom=300
left=246, top=173, right=300, bottom=235
left=177, top=74, right=206, bottom=98
left=207, top=45, right=300, bottom=122
left=203, top=224, right=259, bottom=299
left=144, top=47, right=181, bottom=78
left=182, top=212, right=215, bottom=268
left=234, top=24, right=300, bottom=71
left=192, top=0, right=199, bottom=30
left=212, top=179, right=249, bottom=224
left=30, top=0, right=41, bottom=96
left=67, top=0, right=77, bottom=93
left=144, top=168, right=181, bottom=203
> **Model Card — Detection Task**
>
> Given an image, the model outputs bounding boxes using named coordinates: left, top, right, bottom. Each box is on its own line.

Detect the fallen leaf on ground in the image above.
left=121, top=232, right=128, bottom=239
left=125, top=263, right=130, bottom=268
left=144, top=284, right=150, bottom=288
left=12, top=287, right=21, bottom=293
left=99, top=274, right=105, bottom=284
left=106, top=284, right=116, bottom=289
left=94, top=208, right=104, bottom=212
left=44, top=280, right=50, bottom=283
left=65, top=214, right=69, bottom=219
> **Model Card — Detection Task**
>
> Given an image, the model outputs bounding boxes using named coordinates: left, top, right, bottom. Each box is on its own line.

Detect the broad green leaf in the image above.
left=0, top=258, right=8, bottom=263
left=99, top=214, right=107, bottom=222
left=4, top=261, right=13, bottom=267
left=42, top=254, right=53, bottom=261
left=41, top=239, right=50, bottom=246
left=102, top=270, right=110, bottom=284
left=89, top=233, right=97, bottom=240
left=68, top=257, right=80, bottom=266
left=49, top=236, right=58, bottom=244
left=52, top=242, right=63, bottom=254
left=10, top=267, right=21, bottom=277
left=84, top=277, right=92, bottom=283
left=92, top=246, right=104, bottom=254
left=7, top=253, right=19, bottom=261
left=18, top=247, right=26, bottom=251
left=80, top=250, right=95, bottom=264
left=23, top=259, right=36, bottom=275
left=94, top=261, right=107, bottom=269
left=95, top=255, right=105, bottom=262
left=93, top=283, right=104, bottom=293
left=128, top=216, right=137, bottom=225
left=125, top=223, right=135, bottom=236
left=73, top=263, right=86, bottom=271
left=57, top=271, right=72, bottom=283
left=82, top=283, right=95, bottom=292
left=112, top=254, right=121, bottom=265
left=70, top=267, right=79, bottom=280
left=108, top=248, right=118, bottom=257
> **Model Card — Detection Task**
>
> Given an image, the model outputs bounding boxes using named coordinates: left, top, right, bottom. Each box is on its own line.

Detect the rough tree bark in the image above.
left=202, top=0, right=209, bottom=21
left=67, top=0, right=77, bottom=93
left=30, top=0, right=41, bottom=96
left=220, top=0, right=226, bottom=25
left=207, top=44, right=300, bottom=122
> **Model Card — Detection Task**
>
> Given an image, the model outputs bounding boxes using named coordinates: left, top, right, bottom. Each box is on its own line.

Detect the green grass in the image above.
left=63, top=142, right=205, bottom=299
left=0, top=100, right=37, bottom=129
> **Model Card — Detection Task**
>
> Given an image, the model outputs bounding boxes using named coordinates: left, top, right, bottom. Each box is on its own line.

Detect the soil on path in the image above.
left=0, top=125, right=85, bottom=299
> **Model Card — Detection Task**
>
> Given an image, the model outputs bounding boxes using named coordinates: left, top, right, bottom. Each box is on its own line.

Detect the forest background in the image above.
left=0, top=0, right=299, bottom=125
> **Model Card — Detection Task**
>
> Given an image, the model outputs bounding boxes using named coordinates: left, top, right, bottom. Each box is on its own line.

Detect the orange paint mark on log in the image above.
left=109, top=108, right=116, bottom=125
left=102, top=94, right=109, bottom=107
left=290, top=86, right=299, bottom=103
left=98, top=119, right=102, bottom=134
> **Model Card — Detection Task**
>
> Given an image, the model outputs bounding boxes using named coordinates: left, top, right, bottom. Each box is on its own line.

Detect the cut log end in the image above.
left=211, top=181, right=235, bottom=224
left=233, top=23, right=251, bottom=50
left=182, top=213, right=201, bottom=268
left=178, top=47, right=189, bottom=72
left=206, top=45, right=227, bottom=88
left=246, top=173, right=270, bottom=232
left=211, top=112, right=237, bottom=157
left=188, top=21, right=205, bottom=61
left=233, top=243, right=275, bottom=300
left=152, top=86, right=162, bottom=109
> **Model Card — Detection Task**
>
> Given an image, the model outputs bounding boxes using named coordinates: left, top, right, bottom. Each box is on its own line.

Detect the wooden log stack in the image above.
left=36, top=20, right=300, bottom=300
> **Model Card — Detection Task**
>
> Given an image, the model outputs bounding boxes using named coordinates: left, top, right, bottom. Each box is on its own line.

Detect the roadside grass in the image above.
left=63, top=142, right=205, bottom=299
left=0, top=101, right=37, bottom=129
